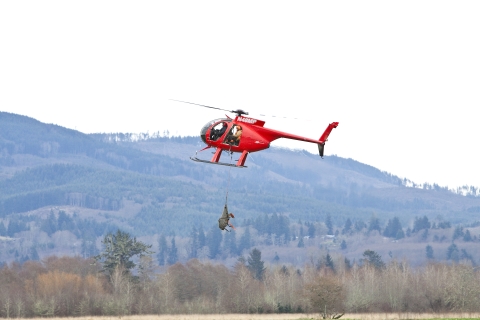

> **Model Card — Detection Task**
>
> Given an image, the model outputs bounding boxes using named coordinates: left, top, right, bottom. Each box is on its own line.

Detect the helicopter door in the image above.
left=224, top=124, right=242, bottom=146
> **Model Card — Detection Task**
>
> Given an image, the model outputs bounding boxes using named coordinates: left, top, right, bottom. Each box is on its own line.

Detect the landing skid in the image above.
left=190, top=157, right=247, bottom=168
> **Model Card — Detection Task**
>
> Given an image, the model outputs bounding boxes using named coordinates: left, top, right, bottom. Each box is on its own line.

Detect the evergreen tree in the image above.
left=446, top=243, right=459, bottom=262
left=247, top=248, right=266, bottom=280
left=452, top=226, right=464, bottom=240
left=325, top=214, right=333, bottom=235
left=280, top=264, right=289, bottom=275
left=412, top=216, right=431, bottom=233
left=189, top=226, right=199, bottom=259
left=383, top=217, right=404, bottom=239
left=437, top=221, right=452, bottom=229
left=297, top=237, right=305, bottom=248
left=237, top=255, right=246, bottom=265
left=40, top=211, right=57, bottom=236
left=340, top=239, right=347, bottom=250
left=460, top=249, right=475, bottom=264
left=7, top=219, right=28, bottom=237
left=157, top=234, right=167, bottom=266
left=362, top=249, right=385, bottom=269
left=95, top=229, right=153, bottom=278
left=342, top=218, right=352, bottom=235
left=405, top=227, right=412, bottom=237
left=354, top=220, right=366, bottom=232
left=463, top=229, right=472, bottom=242
left=279, top=215, right=291, bottom=244
left=325, top=253, right=335, bottom=272
left=426, top=245, right=434, bottom=259
left=344, top=257, right=352, bottom=270
left=273, top=252, right=280, bottom=263
left=57, top=210, right=74, bottom=230
left=308, top=223, right=316, bottom=238
left=167, top=236, right=178, bottom=265
left=368, top=215, right=381, bottom=234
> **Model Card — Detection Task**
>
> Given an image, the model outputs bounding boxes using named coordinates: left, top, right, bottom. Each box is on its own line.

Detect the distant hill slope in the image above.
left=1, top=111, right=480, bottom=234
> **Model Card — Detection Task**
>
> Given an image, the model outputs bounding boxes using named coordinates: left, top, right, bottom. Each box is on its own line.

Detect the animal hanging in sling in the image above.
left=218, top=204, right=235, bottom=231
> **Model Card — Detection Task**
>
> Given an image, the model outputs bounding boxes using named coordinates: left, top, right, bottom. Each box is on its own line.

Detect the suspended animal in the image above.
left=218, top=204, right=235, bottom=231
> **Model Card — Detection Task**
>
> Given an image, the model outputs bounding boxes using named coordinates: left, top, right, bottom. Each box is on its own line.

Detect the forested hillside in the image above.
left=1, top=111, right=480, bottom=267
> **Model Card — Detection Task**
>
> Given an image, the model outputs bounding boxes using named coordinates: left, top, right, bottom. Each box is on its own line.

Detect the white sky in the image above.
left=1, top=1, right=479, bottom=189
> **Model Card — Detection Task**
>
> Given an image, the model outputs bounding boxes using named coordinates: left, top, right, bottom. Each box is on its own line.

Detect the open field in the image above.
left=13, top=314, right=480, bottom=320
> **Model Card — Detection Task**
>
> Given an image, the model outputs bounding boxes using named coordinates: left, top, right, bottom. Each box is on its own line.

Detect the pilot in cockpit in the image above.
left=210, top=122, right=228, bottom=141
left=217, top=122, right=228, bottom=137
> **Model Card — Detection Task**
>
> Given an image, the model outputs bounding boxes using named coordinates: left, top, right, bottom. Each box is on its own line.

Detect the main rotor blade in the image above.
left=170, top=99, right=232, bottom=113
left=256, top=112, right=312, bottom=122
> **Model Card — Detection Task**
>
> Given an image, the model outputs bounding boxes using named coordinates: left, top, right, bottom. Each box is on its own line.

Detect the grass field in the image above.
left=13, top=313, right=480, bottom=320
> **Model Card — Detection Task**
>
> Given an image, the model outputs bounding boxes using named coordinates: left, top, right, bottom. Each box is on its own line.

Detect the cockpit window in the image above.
left=210, top=122, right=229, bottom=141
left=200, top=118, right=231, bottom=144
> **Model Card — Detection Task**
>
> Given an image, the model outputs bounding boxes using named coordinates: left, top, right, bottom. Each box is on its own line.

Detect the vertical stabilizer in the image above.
left=317, top=122, right=339, bottom=157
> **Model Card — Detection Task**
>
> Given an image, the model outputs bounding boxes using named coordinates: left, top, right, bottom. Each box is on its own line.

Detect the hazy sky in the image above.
left=1, top=1, right=479, bottom=189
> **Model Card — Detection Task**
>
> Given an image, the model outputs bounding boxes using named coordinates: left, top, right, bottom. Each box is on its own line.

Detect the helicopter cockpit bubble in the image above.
left=200, top=118, right=231, bottom=144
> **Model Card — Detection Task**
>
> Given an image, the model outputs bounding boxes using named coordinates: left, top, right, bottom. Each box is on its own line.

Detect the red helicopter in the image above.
left=174, top=100, right=338, bottom=168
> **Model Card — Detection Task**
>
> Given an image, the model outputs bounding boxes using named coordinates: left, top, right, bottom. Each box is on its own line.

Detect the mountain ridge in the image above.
left=2, top=110, right=480, bottom=218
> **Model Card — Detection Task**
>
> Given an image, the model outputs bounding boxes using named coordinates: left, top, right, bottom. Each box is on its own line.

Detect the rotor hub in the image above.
left=232, top=109, right=249, bottom=116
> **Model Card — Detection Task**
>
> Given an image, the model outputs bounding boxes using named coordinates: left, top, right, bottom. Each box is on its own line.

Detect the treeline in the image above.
left=155, top=213, right=478, bottom=266
left=0, top=255, right=479, bottom=317
left=165, top=211, right=480, bottom=269
left=0, top=163, right=217, bottom=219
left=90, top=132, right=199, bottom=144
left=0, top=211, right=109, bottom=262
left=341, top=214, right=478, bottom=242
left=2, top=206, right=479, bottom=265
